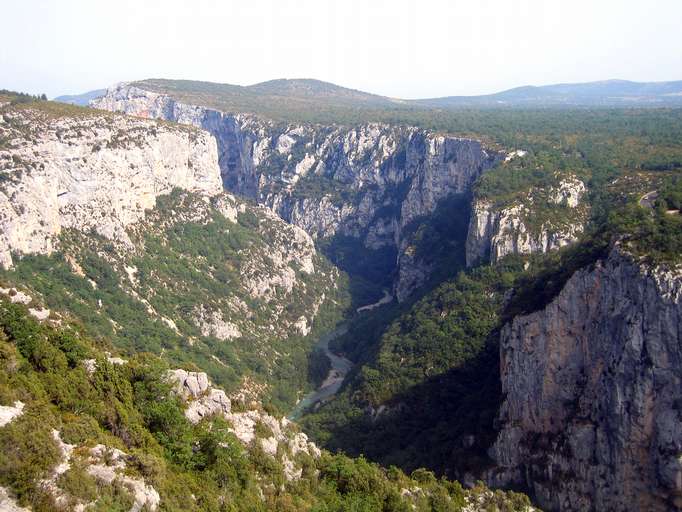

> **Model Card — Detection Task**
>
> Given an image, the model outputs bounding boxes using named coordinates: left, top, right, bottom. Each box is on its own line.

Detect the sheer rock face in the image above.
left=0, top=106, right=221, bottom=268
left=94, top=84, right=503, bottom=299
left=489, top=249, right=682, bottom=511
left=465, top=177, right=587, bottom=267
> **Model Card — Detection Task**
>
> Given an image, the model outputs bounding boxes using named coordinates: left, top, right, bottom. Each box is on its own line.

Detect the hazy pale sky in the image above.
left=2, top=0, right=681, bottom=99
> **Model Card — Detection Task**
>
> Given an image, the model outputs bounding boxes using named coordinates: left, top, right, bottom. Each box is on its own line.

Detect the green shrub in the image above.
left=0, top=407, right=60, bottom=500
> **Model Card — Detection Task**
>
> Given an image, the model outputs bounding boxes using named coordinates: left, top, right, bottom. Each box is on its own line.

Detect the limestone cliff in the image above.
left=489, top=248, right=682, bottom=511
left=0, top=99, right=221, bottom=268
left=466, top=176, right=587, bottom=267
left=93, top=83, right=503, bottom=299
left=0, top=98, right=344, bottom=400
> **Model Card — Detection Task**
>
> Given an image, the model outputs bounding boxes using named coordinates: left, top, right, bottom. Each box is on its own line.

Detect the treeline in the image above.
left=0, top=89, right=48, bottom=103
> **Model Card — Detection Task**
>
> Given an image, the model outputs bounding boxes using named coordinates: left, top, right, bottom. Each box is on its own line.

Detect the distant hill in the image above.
left=53, top=88, right=106, bottom=106
left=415, top=79, right=682, bottom=107
left=126, top=78, right=402, bottom=119
left=130, top=78, right=682, bottom=115
left=247, top=78, right=397, bottom=105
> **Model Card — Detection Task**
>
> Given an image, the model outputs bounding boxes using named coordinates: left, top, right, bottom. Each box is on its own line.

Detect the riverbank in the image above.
left=288, top=323, right=352, bottom=420
left=288, top=290, right=394, bottom=420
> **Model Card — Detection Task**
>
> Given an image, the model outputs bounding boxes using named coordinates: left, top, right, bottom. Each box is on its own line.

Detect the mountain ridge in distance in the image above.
left=416, top=78, right=682, bottom=107
left=55, top=77, right=682, bottom=109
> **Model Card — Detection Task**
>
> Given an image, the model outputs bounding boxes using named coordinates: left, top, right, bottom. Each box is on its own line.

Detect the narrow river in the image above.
left=288, top=290, right=393, bottom=420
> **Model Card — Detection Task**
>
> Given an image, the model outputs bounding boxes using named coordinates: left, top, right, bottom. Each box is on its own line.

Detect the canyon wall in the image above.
left=0, top=99, right=345, bottom=398
left=93, top=84, right=503, bottom=299
left=466, top=176, right=587, bottom=267
left=489, top=248, right=682, bottom=511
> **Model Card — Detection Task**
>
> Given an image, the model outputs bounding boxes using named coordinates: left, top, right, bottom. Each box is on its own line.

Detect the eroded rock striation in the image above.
left=93, top=83, right=503, bottom=299
left=489, top=248, right=682, bottom=511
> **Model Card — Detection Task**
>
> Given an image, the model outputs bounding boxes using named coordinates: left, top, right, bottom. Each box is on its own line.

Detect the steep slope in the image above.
left=490, top=247, right=682, bottom=511
left=0, top=94, right=221, bottom=268
left=93, top=83, right=503, bottom=300
left=466, top=171, right=589, bottom=267
left=299, top=261, right=523, bottom=476
left=16, top=81, right=682, bottom=511
left=301, top=165, right=682, bottom=509
left=0, top=94, right=346, bottom=407
left=0, top=296, right=534, bottom=511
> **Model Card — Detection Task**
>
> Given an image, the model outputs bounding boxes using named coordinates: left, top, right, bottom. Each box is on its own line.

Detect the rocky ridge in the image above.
left=168, top=369, right=320, bottom=481
left=0, top=404, right=160, bottom=512
left=93, top=83, right=503, bottom=299
left=489, top=247, right=682, bottom=511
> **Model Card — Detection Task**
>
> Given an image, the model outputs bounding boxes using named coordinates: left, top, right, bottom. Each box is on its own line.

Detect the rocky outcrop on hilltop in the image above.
left=0, top=100, right=221, bottom=268
left=94, top=83, right=503, bottom=299
left=489, top=248, right=682, bottom=511
left=466, top=176, right=587, bottom=266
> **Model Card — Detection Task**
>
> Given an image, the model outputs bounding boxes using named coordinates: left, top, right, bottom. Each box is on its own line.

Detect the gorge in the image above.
left=0, top=80, right=681, bottom=512
left=89, top=81, right=682, bottom=511
left=92, top=82, right=504, bottom=301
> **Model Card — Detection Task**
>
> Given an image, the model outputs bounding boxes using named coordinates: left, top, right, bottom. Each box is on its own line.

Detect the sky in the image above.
left=2, top=0, right=681, bottom=99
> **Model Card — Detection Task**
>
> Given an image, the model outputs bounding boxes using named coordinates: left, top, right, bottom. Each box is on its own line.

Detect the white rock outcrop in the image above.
left=0, top=104, right=222, bottom=268
left=40, top=430, right=75, bottom=508
left=168, top=369, right=231, bottom=423
left=194, top=305, right=242, bottom=340
left=0, top=287, right=32, bottom=304
left=0, top=487, right=30, bottom=512
left=87, top=444, right=160, bottom=512
left=167, top=369, right=320, bottom=480
left=0, top=400, right=24, bottom=427
left=465, top=177, right=587, bottom=267
left=82, top=354, right=128, bottom=374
